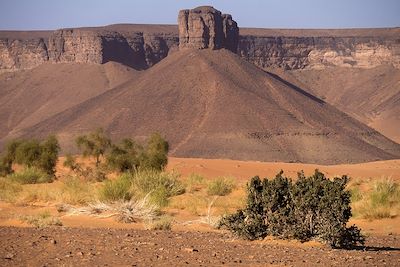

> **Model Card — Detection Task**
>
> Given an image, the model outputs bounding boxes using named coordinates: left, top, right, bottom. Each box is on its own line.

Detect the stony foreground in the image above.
left=0, top=227, right=399, bottom=266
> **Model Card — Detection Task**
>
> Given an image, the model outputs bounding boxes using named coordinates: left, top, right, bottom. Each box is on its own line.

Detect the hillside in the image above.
left=0, top=62, right=136, bottom=141
left=6, top=48, right=399, bottom=164
left=276, top=66, right=400, bottom=142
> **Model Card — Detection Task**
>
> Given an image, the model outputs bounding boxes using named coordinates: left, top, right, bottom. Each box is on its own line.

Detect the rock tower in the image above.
left=178, top=6, right=239, bottom=52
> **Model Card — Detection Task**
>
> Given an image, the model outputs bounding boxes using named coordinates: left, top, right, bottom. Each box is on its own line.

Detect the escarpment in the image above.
left=0, top=6, right=399, bottom=72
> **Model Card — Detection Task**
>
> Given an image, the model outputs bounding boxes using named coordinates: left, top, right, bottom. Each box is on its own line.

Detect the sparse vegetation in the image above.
left=185, top=173, right=206, bottom=193
left=0, top=178, right=22, bottom=202
left=130, top=169, right=185, bottom=207
left=219, top=170, right=365, bottom=248
left=351, top=177, right=400, bottom=219
left=99, top=174, right=132, bottom=202
left=61, top=176, right=97, bottom=205
left=207, top=177, right=235, bottom=196
left=148, top=215, right=173, bottom=230
left=7, top=167, right=53, bottom=184
left=20, top=210, right=63, bottom=227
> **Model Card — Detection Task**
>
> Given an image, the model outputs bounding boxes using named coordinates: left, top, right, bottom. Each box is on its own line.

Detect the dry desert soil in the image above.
left=1, top=158, right=400, bottom=266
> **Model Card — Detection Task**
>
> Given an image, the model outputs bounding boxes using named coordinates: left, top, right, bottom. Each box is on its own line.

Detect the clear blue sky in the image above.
left=0, top=0, right=399, bottom=30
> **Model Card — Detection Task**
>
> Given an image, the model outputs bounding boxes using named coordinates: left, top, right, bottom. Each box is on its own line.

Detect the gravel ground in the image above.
left=1, top=226, right=399, bottom=266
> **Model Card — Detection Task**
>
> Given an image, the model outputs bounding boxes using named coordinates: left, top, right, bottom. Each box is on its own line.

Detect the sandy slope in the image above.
left=10, top=49, right=400, bottom=164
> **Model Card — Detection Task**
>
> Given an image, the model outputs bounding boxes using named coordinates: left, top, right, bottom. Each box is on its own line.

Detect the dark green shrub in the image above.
left=219, top=170, right=365, bottom=248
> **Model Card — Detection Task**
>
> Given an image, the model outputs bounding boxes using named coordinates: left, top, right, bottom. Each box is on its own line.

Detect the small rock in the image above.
left=4, top=253, right=14, bottom=260
left=365, top=256, right=373, bottom=260
left=76, top=252, right=84, bottom=256
left=50, top=239, right=57, bottom=245
left=183, top=247, right=198, bottom=253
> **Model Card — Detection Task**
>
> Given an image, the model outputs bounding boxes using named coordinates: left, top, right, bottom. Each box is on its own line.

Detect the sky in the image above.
left=0, top=0, right=399, bottom=30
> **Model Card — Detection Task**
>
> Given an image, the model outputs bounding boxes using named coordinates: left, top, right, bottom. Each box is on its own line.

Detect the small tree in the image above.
left=140, top=133, right=169, bottom=171
left=38, top=135, right=60, bottom=175
left=106, top=138, right=142, bottom=172
left=2, top=136, right=60, bottom=176
left=76, top=128, right=111, bottom=166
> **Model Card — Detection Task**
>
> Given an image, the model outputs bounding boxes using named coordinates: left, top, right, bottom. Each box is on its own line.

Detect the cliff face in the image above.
left=0, top=38, right=48, bottom=71
left=0, top=25, right=399, bottom=72
left=238, top=35, right=400, bottom=70
left=0, top=27, right=178, bottom=72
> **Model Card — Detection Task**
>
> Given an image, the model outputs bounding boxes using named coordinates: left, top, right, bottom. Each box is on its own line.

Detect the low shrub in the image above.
left=354, top=178, right=400, bottom=219
left=148, top=216, right=173, bottom=230
left=207, top=177, right=235, bottom=196
left=61, top=176, right=97, bottom=205
left=186, top=173, right=206, bottom=193
left=130, top=169, right=185, bottom=207
left=99, top=174, right=132, bottom=202
left=218, top=170, right=365, bottom=248
left=7, top=167, right=53, bottom=184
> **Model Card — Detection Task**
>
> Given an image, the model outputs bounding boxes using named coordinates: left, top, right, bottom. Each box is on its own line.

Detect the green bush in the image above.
left=7, top=167, right=53, bottom=184
left=99, top=174, right=132, bottom=202
left=130, top=169, right=185, bottom=207
left=218, top=170, right=365, bottom=248
left=207, top=177, right=235, bottom=196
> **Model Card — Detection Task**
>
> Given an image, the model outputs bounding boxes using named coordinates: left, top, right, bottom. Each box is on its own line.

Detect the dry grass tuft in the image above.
left=20, top=210, right=63, bottom=227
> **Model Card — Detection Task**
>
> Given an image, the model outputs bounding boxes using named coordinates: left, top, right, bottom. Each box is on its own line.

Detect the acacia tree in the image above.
left=76, top=128, right=111, bottom=167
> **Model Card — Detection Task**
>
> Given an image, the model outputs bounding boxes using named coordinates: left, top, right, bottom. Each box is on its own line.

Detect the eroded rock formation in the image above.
left=0, top=6, right=399, bottom=72
left=178, top=6, right=239, bottom=52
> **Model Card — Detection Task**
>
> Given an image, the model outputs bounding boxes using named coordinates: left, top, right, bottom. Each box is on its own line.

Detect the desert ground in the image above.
left=1, top=157, right=400, bottom=266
